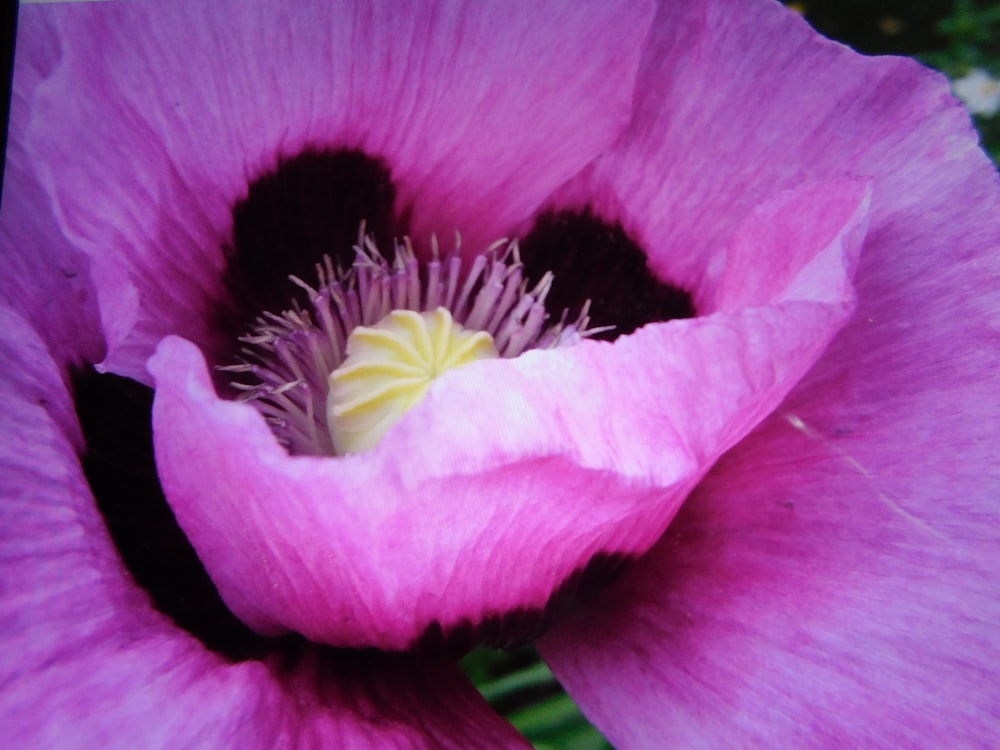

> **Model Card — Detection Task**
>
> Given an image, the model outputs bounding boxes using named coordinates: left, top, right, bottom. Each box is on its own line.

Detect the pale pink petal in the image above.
left=711, top=181, right=867, bottom=312
left=26, top=0, right=653, bottom=382
left=0, top=306, right=527, bottom=748
left=538, top=1, right=1000, bottom=746
left=0, top=12, right=103, bottom=368
left=148, top=182, right=865, bottom=649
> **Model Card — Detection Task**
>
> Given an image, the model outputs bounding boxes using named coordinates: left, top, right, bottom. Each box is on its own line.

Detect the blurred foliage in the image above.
left=928, top=0, right=1000, bottom=69
left=469, top=5, right=1000, bottom=749
left=922, top=0, right=1000, bottom=161
left=786, top=0, right=954, bottom=55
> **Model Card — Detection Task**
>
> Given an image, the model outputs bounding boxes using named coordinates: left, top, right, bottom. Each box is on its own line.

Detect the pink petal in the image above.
left=0, top=12, right=104, bottom=368
left=26, top=0, right=654, bottom=382
left=148, top=181, right=865, bottom=649
left=0, top=306, right=528, bottom=748
left=538, top=1, right=1000, bottom=746
left=539, top=402, right=1000, bottom=747
left=547, top=0, right=988, bottom=310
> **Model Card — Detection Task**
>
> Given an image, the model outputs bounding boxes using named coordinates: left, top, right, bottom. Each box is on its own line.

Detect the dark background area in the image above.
left=790, top=0, right=955, bottom=54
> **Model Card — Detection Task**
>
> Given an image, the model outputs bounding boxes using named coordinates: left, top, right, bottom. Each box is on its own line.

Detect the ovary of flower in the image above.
left=327, top=307, right=498, bottom=454
left=952, top=68, right=1000, bottom=118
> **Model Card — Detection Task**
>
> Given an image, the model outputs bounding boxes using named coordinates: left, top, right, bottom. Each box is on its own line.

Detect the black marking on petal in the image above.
left=519, top=209, right=696, bottom=339
left=217, top=148, right=401, bottom=347
left=71, top=367, right=286, bottom=662
left=413, top=552, right=635, bottom=658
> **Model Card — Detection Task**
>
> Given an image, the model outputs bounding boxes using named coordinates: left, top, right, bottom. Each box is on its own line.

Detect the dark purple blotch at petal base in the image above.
left=216, top=147, right=697, bottom=364
left=416, top=551, right=634, bottom=656
left=71, top=366, right=286, bottom=662
left=520, top=209, right=696, bottom=339
left=216, top=149, right=401, bottom=348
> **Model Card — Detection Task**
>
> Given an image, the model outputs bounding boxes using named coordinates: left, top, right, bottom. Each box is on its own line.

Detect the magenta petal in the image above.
left=0, top=12, right=104, bottom=368
left=0, top=306, right=527, bottom=748
left=7, top=645, right=530, bottom=748
left=538, top=1, right=1000, bottom=746
left=148, top=181, right=865, bottom=649
left=539, top=405, right=1000, bottom=747
left=26, top=0, right=653, bottom=382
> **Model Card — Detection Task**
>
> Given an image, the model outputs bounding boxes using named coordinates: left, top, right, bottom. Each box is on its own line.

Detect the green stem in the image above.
left=476, top=660, right=557, bottom=704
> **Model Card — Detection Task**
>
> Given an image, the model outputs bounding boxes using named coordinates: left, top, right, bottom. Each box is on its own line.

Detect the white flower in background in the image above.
left=953, top=68, right=1000, bottom=117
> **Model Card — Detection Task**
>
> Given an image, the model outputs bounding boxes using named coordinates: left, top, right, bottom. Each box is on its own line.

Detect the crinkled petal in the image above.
left=148, top=182, right=866, bottom=649
left=26, top=0, right=654, bottom=382
left=538, top=1, right=1000, bottom=746
left=0, top=306, right=528, bottom=748
left=0, top=11, right=103, bottom=368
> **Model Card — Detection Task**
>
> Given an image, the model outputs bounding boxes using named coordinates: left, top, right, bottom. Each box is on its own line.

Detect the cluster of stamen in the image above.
left=222, top=230, right=601, bottom=456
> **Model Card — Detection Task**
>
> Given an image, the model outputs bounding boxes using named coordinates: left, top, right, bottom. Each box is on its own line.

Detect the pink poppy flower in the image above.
left=3, top=0, right=999, bottom=747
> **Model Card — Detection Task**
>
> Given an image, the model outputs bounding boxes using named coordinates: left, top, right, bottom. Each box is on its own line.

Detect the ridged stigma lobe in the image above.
left=327, top=307, right=498, bottom=454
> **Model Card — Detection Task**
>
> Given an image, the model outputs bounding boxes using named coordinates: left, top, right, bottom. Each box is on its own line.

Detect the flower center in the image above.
left=224, top=230, right=599, bottom=456
left=328, top=307, right=498, bottom=454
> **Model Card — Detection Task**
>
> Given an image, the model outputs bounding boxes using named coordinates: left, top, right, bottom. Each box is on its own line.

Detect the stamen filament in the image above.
left=225, top=229, right=602, bottom=456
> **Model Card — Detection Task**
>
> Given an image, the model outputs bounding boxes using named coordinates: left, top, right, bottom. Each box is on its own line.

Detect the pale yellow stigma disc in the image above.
left=327, top=307, right=498, bottom=454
